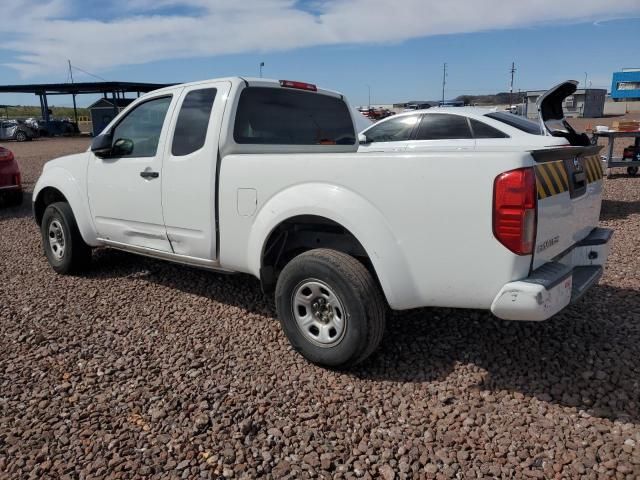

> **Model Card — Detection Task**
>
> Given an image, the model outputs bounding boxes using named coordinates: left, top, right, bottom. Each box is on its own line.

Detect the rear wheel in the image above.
left=627, top=166, right=638, bottom=176
left=41, top=202, right=91, bottom=274
left=15, top=131, right=27, bottom=142
left=275, top=249, right=386, bottom=368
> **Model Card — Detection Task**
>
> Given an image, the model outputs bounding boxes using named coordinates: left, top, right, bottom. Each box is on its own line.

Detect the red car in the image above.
left=0, top=146, right=23, bottom=206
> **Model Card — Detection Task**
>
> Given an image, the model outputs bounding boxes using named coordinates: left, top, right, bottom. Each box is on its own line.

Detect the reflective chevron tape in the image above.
left=535, top=161, right=569, bottom=199
left=535, top=156, right=603, bottom=200
left=582, top=155, right=604, bottom=184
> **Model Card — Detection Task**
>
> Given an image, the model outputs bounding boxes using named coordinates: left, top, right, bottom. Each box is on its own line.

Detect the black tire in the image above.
left=15, top=131, right=27, bottom=142
left=41, top=202, right=91, bottom=274
left=275, top=249, right=386, bottom=368
left=627, top=166, right=638, bottom=176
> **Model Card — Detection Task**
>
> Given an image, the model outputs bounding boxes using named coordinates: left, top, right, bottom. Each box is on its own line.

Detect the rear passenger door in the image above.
left=405, top=113, right=475, bottom=152
left=161, top=81, right=231, bottom=260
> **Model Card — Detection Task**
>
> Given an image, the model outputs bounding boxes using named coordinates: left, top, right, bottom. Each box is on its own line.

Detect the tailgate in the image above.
left=532, top=145, right=604, bottom=269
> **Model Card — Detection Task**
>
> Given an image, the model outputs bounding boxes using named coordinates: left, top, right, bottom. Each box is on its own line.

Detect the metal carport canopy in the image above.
left=0, top=81, right=174, bottom=124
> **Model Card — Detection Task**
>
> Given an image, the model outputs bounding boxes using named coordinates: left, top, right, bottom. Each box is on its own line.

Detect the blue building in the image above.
left=611, top=68, right=640, bottom=101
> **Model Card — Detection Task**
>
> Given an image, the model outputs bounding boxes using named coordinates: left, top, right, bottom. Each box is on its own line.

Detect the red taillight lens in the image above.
left=279, top=80, right=317, bottom=92
left=14, top=173, right=21, bottom=187
left=0, top=148, right=14, bottom=162
left=493, top=167, right=537, bottom=255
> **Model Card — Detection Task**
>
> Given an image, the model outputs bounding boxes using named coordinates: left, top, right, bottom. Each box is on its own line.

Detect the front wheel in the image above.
left=275, top=249, right=386, bottom=368
left=15, top=131, right=27, bottom=142
left=41, top=202, right=91, bottom=274
left=627, top=166, right=638, bottom=176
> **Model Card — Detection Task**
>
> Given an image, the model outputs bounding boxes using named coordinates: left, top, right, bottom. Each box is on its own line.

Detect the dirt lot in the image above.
left=1, top=137, right=639, bottom=479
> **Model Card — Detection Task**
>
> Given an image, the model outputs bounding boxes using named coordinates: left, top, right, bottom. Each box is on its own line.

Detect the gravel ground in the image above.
left=1, top=137, right=639, bottom=479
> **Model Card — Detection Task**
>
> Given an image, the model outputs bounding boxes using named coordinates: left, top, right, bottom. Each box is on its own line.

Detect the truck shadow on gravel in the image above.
left=85, top=249, right=639, bottom=424
left=0, top=191, right=32, bottom=220
left=600, top=198, right=640, bottom=220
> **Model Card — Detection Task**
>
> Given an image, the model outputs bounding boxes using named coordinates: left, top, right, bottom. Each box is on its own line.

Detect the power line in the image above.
left=70, top=64, right=108, bottom=82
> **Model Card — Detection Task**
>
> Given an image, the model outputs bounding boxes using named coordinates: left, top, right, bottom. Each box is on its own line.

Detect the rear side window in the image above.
left=485, top=112, right=542, bottom=135
left=172, top=88, right=217, bottom=156
left=470, top=119, right=509, bottom=138
left=415, top=114, right=472, bottom=140
left=234, top=87, right=355, bottom=145
left=364, top=115, right=420, bottom=142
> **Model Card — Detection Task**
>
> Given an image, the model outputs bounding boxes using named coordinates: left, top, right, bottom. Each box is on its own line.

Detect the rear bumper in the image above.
left=491, top=227, right=612, bottom=321
left=0, top=184, right=22, bottom=192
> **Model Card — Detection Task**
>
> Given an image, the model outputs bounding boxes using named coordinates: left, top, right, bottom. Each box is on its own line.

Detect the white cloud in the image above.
left=1, top=0, right=639, bottom=77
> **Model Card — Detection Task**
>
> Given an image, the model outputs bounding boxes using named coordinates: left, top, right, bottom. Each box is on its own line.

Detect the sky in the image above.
left=0, top=0, right=639, bottom=108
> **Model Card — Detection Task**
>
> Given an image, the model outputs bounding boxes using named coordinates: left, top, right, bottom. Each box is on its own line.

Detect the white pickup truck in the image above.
left=33, top=77, right=612, bottom=368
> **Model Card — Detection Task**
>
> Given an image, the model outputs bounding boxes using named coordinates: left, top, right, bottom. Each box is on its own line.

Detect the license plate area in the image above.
left=562, top=156, right=587, bottom=198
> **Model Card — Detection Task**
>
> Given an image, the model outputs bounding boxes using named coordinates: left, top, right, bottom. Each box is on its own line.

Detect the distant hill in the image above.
left=455, top=92, right=527, bottom=106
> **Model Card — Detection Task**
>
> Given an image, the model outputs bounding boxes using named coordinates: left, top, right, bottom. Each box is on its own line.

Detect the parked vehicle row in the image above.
left=0, top=119, right=38, bottom=142
left=33, top=78, right=610, bottom=368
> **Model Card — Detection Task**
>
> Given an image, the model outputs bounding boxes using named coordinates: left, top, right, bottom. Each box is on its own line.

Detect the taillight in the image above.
left=493, top=167, right=537, bottom=255
left=14, top=173, right=21, bottom=187
left=0, top=148, right=14, bottom=162
left=279, top=80, right=317, bottom=92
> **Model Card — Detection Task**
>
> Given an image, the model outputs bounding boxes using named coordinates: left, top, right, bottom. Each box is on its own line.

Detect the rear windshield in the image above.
left=234, top=87, right=355, bottom=145
left=485, top=112, right=542, bottom=135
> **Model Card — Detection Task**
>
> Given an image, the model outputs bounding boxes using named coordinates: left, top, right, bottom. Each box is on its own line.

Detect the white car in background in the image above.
left=358, top=81, right=591, bottom=153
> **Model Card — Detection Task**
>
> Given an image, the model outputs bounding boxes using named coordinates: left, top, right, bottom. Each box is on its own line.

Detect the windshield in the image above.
left=485, top=112, right=543, bottom=135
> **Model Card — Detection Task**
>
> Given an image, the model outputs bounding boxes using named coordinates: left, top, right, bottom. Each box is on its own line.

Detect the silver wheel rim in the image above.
left=48, top=220, right=66, bottom=260
left=292, top=279, right=346, bottom=348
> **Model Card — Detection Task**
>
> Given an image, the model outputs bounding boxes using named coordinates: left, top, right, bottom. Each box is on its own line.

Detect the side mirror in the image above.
left=358, top=133, right=370, bottom=145
left=111, top=138, right=134, bottom=157
left=91, top=133, right=113, bottom=158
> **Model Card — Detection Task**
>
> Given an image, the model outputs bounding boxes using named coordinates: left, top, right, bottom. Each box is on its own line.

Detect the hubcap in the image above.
left=48, top=220, right=66, bottom=260
left=292, top=279, right=346, bottom=347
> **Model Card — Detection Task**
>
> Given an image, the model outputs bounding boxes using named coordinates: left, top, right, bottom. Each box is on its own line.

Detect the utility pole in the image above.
left=367, top=85, right=371, bottom=109
left=68, top=59, right=78, bottom=125
left=509, top=62, right=516, bottom=107
left=584, top=72, right=588, bottom=88
left=259, top=62, right=265, bottom=78
left=441, top=63, right=447, bottom=104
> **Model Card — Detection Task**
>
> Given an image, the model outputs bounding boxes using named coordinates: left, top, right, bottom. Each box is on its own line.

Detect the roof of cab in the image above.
left=142, top=77, right=344, bottom=99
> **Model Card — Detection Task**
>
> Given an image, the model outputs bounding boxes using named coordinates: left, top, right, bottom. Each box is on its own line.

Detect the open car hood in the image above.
left=536, top=80, right=590, bottom=146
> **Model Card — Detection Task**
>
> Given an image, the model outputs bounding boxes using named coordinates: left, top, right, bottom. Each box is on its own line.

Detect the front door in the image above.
left=87, top=93, right=179, bottom=252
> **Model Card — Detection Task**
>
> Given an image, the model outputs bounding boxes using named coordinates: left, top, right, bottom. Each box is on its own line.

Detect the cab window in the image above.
left=234, top=87, right=355, bottom=145
left=111, top=96, right=172, bottom=158
left=415, top=114, right=472, bottom=140
left=172, top=88, right=217, bottom=156
left=364, top=115, right=420, bottom=142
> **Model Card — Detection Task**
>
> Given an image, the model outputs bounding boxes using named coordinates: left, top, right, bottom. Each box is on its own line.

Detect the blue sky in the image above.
left=0, top=1, right=639, bottom=108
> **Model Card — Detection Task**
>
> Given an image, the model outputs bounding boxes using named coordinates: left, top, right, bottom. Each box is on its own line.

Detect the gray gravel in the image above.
left=1, top=138, right=639, bottom=479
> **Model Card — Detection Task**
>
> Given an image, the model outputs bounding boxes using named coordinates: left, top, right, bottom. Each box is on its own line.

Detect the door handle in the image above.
left=140, top=170, right=159, bottom=179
